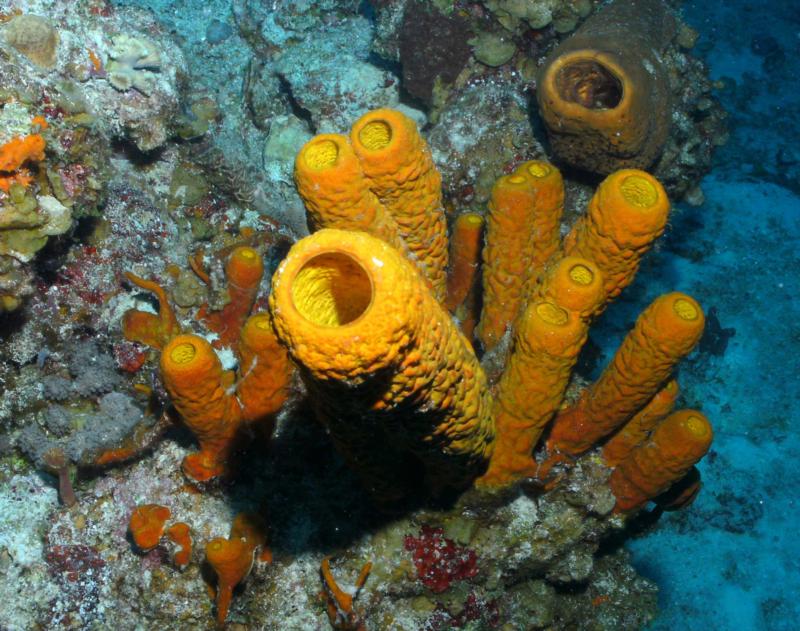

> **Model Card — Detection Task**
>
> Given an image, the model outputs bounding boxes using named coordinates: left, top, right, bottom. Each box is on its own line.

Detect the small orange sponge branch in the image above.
left=478, top=301, right=589, bottom=488
left=563, top=169, right=670, bottom=314
left=609, top=409, right=712, bottom=512
left=294, top=133, right=406, bottom=254
left=122, top=272, right=181, bottom=349
left=200, top=246, right=264, bottom=351
left=166, top=522, right=193, bottom=569
left=321, top=557, right=372, bottom=631
left=350, top=109, right=449, bottom=301
left=548, top=292, right=704, bottom=456
left=477, top=173, right=538, bottom=351
left=129, top=504, right=171, bottom=551
left=206, top=536, right=255, bottom=626
left=160, top=334, right=242, bottom=482
left=236, top=312, right=291, bottom=424
left=446, top=212, right=484, bottom=314
left=0, top=134, right=46, bottom=192
left=269, top=229, right=495, bottom=490
left=602, top=379, right=679, bottom=467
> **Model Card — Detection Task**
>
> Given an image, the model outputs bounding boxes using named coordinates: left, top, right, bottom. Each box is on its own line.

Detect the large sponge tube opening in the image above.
left=290, top=251, right=373, bottom=327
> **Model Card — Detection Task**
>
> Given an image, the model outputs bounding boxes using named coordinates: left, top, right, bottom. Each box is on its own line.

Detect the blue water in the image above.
left=609, top=2, right=800, bottom=628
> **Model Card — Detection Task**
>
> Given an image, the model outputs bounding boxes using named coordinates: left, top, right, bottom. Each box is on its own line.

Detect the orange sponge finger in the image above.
left=529, top=256, right=604, bottom=322
left=294, top=133, right=406, bottom=253
left=602, top=379, right=679, bottom=466
left=563, top=169, right=669, bottom=314
left=206, top=537, right=255, bottom=625
left=478, top=301, right=588, bottom=488
left=350, top=109, right=449, bottom=301
left=201, top=246, right=264, bottom=350
left=446, top=212, right=483, bottom=313
left=477, top=173, right=537, bottom=351
left=122, top=272, right=181, bottom=349
left=609, top=410, right=712, bottom=512
left=515, top=160, right=564, bottom=274
left=237, top=312, right=292, bottom=424
left=160, top=334, right=242, bottom=482
left=547, top=292, right=704, bottom=455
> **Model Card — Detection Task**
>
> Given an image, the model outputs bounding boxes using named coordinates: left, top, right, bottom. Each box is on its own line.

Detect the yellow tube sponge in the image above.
left=294, top=133, right=407, bottom=253
left=446, top=213, right=484, bottom=341
left=350, top=109, right=449, bottom=301
left=269, top=229, right=495, bottom=491
left=160, top=334, right=242, bottom=482
left=477, top=173, right=537, bottom=351
left=528, top=256, right=605, bottom=322
left=602, top=379, right=679, bottom=467
left=516, top=160, right=564, bottom=275
left=477, top=301, right=588, bottom=488
left=547, top=292, right=704, bottom=456
left=609, top=409, right=712, bottom=513
left=563, top=169, right=670, bottom=314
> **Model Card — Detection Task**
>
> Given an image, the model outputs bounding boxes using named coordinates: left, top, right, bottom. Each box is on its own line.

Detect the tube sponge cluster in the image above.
left=274, top=107, right=713, bottom=512
left=133, top=107, right=712, bottom=520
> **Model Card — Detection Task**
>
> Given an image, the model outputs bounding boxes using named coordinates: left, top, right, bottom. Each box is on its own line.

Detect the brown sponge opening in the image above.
left=555, top=60, right=623, bottom=110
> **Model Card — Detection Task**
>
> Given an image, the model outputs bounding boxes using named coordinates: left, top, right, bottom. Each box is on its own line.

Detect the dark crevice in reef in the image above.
left=276, top=73, right=317, bottom=135
left=110, top=138, right=166, bottom=167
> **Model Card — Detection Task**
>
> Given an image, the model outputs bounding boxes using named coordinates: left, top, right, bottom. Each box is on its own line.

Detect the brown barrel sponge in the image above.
left=536, top=0, right=676, bottom=174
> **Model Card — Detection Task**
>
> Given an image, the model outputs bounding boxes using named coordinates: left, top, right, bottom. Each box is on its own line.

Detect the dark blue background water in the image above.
left=594, top=2, right=800, bottom=628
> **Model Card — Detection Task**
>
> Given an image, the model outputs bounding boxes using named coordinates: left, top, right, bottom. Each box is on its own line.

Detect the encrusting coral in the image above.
left=536, top=0, right=675, bottom=174
left=106, top=33, right=162, bottom=95
left=2, top=13, right=59, bottom=68
left=0, top=115, right=75, bottom=312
